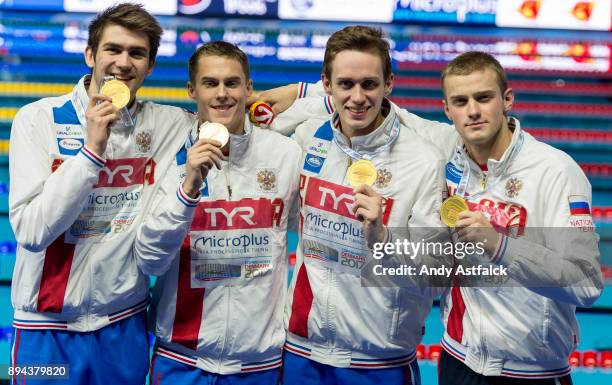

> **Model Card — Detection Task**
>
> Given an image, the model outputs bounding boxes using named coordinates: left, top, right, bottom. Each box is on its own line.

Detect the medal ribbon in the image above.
left=333, top=115, right=400, bottom=162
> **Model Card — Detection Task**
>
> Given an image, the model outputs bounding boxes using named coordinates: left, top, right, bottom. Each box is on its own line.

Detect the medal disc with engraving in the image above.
left=440, top=196, right=469, bottom=227
left=347, top=160, right=377, bottom=187
left=199, top=122, right=229, bottom=147
left=100, top=79, right=130, bottom=109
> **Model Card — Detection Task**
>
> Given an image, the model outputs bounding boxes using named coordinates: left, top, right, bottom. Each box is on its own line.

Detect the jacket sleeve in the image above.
left=489, top=159, right=603, bottom=307
left=269, top=91, right=334, bottom=136
left=296, top=81, right=326, bottom=98
left=393, top=104, right=459, bottom=158
left=9, top=103, right=105, bottom=252
left=133, top=144, right=198, bottom=276
left=286, top=142, right=303, bottom=234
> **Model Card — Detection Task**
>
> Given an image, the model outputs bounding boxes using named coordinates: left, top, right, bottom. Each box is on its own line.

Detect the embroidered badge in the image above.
left=505, top=177, right=522, bottom=198
left=257, top=169, right=277, bottom=192
left=135, top=131, right=152, bottom=153
left=375, top=168, right=392, bottom=189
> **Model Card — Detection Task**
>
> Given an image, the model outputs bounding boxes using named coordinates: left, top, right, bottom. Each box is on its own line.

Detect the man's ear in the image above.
left=246, top=79, right=254, bottom=98
left=384, top=73, right=394, bottom=96
left=443, top=98, right=452, bottom=121
left=322, top=73, right=332, bottom=96
left=146, top=59, right=155, bottom=77
left=502, top=87, right=514, bottom=115
left=85, top=46, right=95, bottom=69
left=187, top=81, right=196, bottom=100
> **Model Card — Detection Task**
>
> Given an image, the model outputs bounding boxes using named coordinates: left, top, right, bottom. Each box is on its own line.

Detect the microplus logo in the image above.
left=395, top=0, right=498, bottom=23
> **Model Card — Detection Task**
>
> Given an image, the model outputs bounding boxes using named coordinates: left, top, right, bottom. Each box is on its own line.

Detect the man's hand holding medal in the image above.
left=182, top=122, right=228, bottom=199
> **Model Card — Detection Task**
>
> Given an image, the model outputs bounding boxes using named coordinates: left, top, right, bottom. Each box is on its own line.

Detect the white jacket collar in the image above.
left=330, top=99, right=398, bottom=158
left=458, top=117, right=524, bottom=177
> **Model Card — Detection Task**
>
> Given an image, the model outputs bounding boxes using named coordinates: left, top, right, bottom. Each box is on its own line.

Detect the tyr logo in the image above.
left=318, top=186, right=354, bottom=212
left=191, top=198, right=278, bottom=231
left=101, top=165, right=133, bottom=184
left=95, top=158, right=155, bottom=188
left=205, top=207, right=255, bottom=227
left=304, top=176, right=394, bottom=224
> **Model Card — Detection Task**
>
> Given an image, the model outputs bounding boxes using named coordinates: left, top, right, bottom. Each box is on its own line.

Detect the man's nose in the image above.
left=352, top=85, right=366, bottom=104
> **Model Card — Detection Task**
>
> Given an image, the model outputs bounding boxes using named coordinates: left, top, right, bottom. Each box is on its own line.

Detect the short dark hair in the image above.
left=188, top=41, right=250, bottom=85
left=441, top=52, right=508, bottom=98
left=88, top=3, right=163, bottom=63
left=322, top=26, right=392, bottom=81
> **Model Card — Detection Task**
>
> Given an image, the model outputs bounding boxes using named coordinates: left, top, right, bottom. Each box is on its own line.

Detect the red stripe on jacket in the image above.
left=288, top=263, right=313, bottom=338
left=171, top=236, right=206, bottom=350
left=447, top=286, right=466, bottom=343
left=37, top=234, right=75, bottom=313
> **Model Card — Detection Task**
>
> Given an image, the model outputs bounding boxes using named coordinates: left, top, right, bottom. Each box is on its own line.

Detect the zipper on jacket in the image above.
left=218, top=286, right=232, bottom=370
left=86, top=236, right=95, bottom=329
left=325, top=267, right=335, bottom=349
left=477, top=290, right=489, bottom=373
left=344, top=156, right=352, bottom=185
left=480, top=173, right=488, bottom=190
left=224, top=153, right=233, bottom=200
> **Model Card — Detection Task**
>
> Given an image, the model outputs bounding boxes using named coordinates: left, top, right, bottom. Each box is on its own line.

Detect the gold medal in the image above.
left=100, top=79, right=130, bottom=109
left=440, top=196, right=469, bottom=227
left=347, top=160, right=377, bottom=187
left=199, top=121, right=229, bottom=147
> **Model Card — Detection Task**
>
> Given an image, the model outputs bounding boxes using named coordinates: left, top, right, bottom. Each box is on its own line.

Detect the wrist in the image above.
left=85, top=143, right=106, bottom=158
left=181, top=180, right=201, bottom=199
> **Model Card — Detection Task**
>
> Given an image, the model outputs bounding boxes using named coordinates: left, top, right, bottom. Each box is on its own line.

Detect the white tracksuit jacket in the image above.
left=138, top=119, right=302, bottom=374
left=9, top=75, right=194, bottom=331
left=275, top=83, right=603, bottom=378
left=405, top=116, right=602, bottom=379
left=283, top=101, right=448, bottom=369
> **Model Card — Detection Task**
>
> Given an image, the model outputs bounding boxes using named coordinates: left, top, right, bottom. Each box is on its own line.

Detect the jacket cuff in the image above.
left=176, top=185, right=200, bottom=208
left=383, top=226, right=392, bottom=244
left=79, top=145, right=106, bottom=169
left=297, top=82, right=309, bottom=99
left=490, top=233, right=509, bottom=264
left=323, top=95, right=335, bottom=114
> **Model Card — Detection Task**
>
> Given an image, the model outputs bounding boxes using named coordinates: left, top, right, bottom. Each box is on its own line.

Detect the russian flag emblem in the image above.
left=569, top=195, right=590, bottom=216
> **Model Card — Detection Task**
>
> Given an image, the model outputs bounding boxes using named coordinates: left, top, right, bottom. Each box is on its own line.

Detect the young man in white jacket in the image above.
left=8, top=3, right=195, bottom=384
left=135, top=41, right=302, bottom=385
left=258, top=50, right=602, bottom=385
left=280, top=26, right=447, bottom=385
left=431, top=51, right=602, bottom=385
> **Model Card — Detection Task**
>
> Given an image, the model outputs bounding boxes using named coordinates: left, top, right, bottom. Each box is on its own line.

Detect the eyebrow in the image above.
left=449, top=90, right=496, bottom=101
left=199, top=76, right=242, bottom=82
left=335, top=76, right=380, bottom=82
left=102, top=42, right=148, bottom=53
